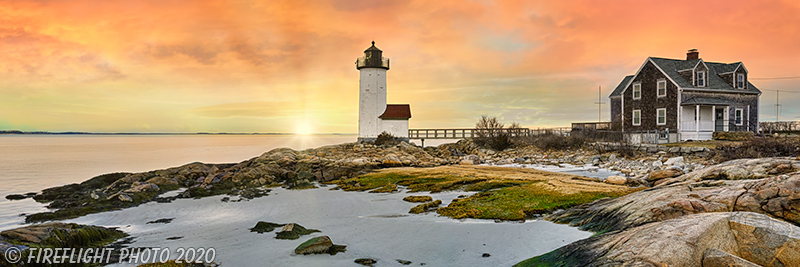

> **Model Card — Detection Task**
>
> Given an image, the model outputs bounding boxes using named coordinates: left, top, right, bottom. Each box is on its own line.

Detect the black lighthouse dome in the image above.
left=356, top=41, right=390, bottom=70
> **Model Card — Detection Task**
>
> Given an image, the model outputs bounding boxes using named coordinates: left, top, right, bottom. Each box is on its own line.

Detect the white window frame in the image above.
left=737, top=74, right=745, bottom=89
left=632, top=109, right=641, bottom=126
left=657, top=79, right=667, bottom=97
left=656, top=108, right=666, bottom=125
left=735, top=108, right=743, bottom=125
left=632, top=83, right=641, bottom=100
left=659, top=131, right=668, bottom=139
left=697, top=71, right=706, bottom=87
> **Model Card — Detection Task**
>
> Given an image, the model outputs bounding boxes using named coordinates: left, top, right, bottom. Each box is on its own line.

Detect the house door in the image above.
left=715, top=108, right=725, bottom=131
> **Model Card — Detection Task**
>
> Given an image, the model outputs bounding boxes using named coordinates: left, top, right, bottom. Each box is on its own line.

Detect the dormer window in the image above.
left=697, top=71, right=706, bottom=87
left=657, top=79, right=666, bottom=97
left=737, top=74, right=745, bottom=89
left=632, top=83, right=641, bottom=99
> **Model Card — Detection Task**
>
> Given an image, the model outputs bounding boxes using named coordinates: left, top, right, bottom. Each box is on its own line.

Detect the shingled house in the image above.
left=609, top=49, right=761, bottom=142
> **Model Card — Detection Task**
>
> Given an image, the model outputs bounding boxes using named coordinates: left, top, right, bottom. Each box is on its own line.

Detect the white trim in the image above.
left=737, top=73, right=745, bottom=89
left=746, top=106, right=750, bottom=131
left=656, top=108, right=666, bottom=125
left=735, top=108, right=743, bottom=125
left=733, top=62, right=748, bottom=74
left=632, top=83, right=642, bottom=100
left=677, top=89, right=682, bottom=135
left=697, top=71, right=707, bottom=87
left=682, top=87, right=759, bottom=94
left=632, top=109, right=641, bottom=126
left=657, top=79, right=667, bottom=97
left=621, top=92, right=625, bottom=131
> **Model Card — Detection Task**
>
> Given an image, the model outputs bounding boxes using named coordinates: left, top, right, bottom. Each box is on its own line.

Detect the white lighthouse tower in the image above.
left=356, top=41, right=410, bottom=142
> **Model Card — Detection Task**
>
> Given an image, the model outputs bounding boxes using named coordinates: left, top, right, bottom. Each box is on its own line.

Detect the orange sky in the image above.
left=1, top=0, right=799, bottom=133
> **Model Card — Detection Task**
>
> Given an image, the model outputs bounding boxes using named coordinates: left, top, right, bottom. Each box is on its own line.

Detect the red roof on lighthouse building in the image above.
left=379, top=104, right=411, bottom=119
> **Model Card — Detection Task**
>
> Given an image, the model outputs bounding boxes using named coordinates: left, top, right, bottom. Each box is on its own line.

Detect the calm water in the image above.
left=1, top=135, right=598, bottom=265
left=0, top=134, right=356, bottom=231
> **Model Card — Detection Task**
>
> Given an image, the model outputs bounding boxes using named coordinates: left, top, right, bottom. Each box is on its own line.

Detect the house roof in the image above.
left=379, top=104, right=411, bottom=119
left=610, top=75, right=634, bottom=97
left=609, top=56, right=761, bottom=98
left=681, top=97, right=741, bottom=106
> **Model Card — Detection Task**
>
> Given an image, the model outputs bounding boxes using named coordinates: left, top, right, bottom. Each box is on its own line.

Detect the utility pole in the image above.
left=594, top=86, right=605, bottom=122
left=776, top=90, right=781, bottom=121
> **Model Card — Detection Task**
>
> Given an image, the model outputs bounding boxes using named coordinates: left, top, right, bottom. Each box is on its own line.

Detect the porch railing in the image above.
left=681, top=119, right=749, bottom=132
left=681, top=121, right=714, bottom=131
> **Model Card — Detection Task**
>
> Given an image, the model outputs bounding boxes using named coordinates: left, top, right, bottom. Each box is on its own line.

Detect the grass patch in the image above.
left=464, top=180, right=528, bottom=192
left=369, top=184, right=398, bottom=193
left=332, top=166, right=635, bottom=221
left=437, top=184, right=627, bottom=221
left=513, top=250, right=583, bottom=267
left=336, top=173, right=417, bottom=191
left=403, top=195, right=433, bottom=203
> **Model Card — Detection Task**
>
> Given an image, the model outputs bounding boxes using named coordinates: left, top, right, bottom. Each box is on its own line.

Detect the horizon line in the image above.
left=0, top=130, right=358, bottom=136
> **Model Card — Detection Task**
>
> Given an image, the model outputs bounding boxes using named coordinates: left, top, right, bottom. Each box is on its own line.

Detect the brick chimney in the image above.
left=686, top=49, right=699, bottom=60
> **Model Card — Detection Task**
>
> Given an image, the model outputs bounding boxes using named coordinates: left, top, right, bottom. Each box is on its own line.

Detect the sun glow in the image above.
left=294, top=122, right=315, bottom=135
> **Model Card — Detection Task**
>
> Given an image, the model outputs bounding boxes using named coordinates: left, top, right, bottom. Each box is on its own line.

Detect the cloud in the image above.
left=146, top=43, right=221, bottom=65
left=0, top=0, right=798, bottom=133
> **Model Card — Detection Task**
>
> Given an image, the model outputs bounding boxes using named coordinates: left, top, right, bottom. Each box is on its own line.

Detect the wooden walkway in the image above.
left=407, top=127, right=570, bottom=140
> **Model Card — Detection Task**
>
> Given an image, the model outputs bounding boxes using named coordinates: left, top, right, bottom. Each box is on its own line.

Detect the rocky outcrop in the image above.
left=27, top=142, right=451, bottom=223
left=403, top=195, right=433, bottom=203
left=604, top=175, right=626, bottom=185
left=0, top=222, right=126, bottom=248
left=548, top=158, right=800, bottom=233
left=275, top=223, right=320, bottom=240
left=249, top=221, right=284, bottom=234
left=294, top=236, right=346, bottom=255
left=409, top=200, right=442, bottom=214
left=355, top=258, right=378, bottom=266
left=657, top=157, right=799, bottom=186
left=517, top=212, right=800, bottom=267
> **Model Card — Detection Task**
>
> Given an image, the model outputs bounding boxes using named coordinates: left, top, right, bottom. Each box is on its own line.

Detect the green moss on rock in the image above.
left=402, top=195, right=433, bottom=203
left=249, top=222, right=284, bottom=234
left=409, top=200, right=442, bottom=214
left=275, top=223, right=320, bottom=240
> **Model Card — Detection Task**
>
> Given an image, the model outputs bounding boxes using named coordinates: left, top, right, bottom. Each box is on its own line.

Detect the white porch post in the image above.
left=695, top=105, right=700, bottom=137
left=712, top=105, right=716, bottom=132
left=747, top=106, right=750, bottom=131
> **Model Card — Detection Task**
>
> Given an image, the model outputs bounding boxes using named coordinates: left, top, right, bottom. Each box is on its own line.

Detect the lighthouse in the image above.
left=356, top=41, right=411, bottom=142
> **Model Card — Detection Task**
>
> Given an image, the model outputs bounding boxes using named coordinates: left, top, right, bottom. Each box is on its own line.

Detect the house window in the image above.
left=735, top=108, right=743, bottom=125
left=697, top=71, right=706, bottom=87
left=632, top=109, right=641, bottom=126
left=657, top=79, right=667, bottom=97
left=657, top=108, right=666, bottom=125
left=737, top=74, right=745, bottom=89
left=633, top=83, right=641, bottom=100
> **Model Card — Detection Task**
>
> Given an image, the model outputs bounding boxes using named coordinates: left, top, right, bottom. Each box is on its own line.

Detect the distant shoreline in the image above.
left=0, top=130, right=355, bottom=136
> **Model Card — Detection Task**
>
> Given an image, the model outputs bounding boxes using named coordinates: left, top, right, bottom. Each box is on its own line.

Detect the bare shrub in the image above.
left=534, top=133, right=586, bottom=151
left=713, top=137, right=800, bottom=161
left=374, top=131, right=401, bottom=146
left=473, top=116, right=512, bottom=151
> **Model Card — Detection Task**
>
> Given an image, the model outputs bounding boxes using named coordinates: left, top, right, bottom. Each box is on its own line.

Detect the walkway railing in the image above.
left=407, top=127, right=570, bottom=140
